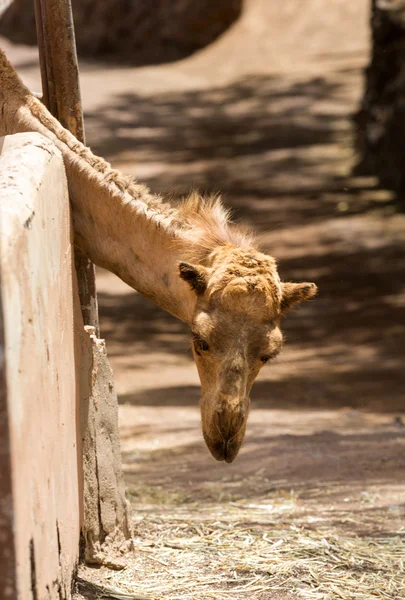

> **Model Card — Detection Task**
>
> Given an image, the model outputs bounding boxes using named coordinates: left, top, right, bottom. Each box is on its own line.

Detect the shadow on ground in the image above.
left=86, top=73, right=369, bottom=215
left=122, top=420, right=405, bottom=496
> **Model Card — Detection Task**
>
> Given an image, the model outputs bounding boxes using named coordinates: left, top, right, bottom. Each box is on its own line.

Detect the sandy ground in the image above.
left=2, top=0, right=405, bottom=598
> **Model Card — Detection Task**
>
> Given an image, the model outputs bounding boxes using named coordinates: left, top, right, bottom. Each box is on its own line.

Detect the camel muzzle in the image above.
left=202, top=403, right=247, bottom=463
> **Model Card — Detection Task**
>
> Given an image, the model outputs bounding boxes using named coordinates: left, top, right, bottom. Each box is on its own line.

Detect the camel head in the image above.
left=179, top=246, right=317, bottom=463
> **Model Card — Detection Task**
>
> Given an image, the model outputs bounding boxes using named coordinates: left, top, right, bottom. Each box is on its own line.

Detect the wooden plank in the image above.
left=32, top=0, right=131, bottom=565
left=34, top=0, right=99, bottom=332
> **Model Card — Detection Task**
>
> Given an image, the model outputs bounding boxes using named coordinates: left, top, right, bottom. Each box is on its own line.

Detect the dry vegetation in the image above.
left=76, top=474, right=405, bottom=600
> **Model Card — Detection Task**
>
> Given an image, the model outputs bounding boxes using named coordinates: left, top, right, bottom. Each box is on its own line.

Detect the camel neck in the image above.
left=66, top=167, right=197, bottom=322
left=0, top=50, right=196, bottom=323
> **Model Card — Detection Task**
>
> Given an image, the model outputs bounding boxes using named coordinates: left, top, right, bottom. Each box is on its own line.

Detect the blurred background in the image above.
left=1, top=0, right=404, bottom=512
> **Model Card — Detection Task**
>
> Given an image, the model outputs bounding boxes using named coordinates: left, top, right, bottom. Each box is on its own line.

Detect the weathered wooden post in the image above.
left=33, top=0, right=97, bottom=329
left=32, top=0, right=131, bottom=565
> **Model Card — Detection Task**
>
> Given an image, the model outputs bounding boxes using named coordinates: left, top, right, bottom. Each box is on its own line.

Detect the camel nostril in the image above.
left=236, top=408, right=245, bottom=428
left=215, top=405, right=246, bottom=440
left=215, top=409, right=224, bottom=434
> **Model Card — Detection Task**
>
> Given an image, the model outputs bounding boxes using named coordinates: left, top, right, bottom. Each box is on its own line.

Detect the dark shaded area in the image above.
left=75, top=576, right=136, bottom=600
left=86, top=75, right=350, bottom=205
left=88, top=75, right=342, bottom=163
left=123, top=425, right=405, bottom=495
left=116, top=361, right=405, bottom=412
left=356, top=0, right=405, bottom=206
left=98, top=289, right=190, bottom=362
left=29, top=539, right=37, bottom=600
left=0, top=0, right=242, bottom=65
left=0, top=288, right=18, bottom=599
left=85, top=72, right=395, bottom=227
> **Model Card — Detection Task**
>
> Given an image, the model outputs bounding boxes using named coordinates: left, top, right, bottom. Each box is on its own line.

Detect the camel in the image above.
left=0, top=48, right=317, bottom=463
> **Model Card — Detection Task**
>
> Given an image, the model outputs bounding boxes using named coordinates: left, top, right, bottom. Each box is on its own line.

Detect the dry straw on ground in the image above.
left=77, top=481, right=405, bottom=600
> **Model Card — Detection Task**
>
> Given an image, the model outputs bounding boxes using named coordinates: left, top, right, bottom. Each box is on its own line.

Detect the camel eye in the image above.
left=260, top=355, right=271, bottom=364
left=200, top=340, right=209, bottom=351
left=192, top=333, right=209, bottom=355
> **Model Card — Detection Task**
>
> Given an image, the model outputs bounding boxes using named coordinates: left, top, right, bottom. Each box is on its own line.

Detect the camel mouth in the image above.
left=203, top=431, right=244, bottom=463
left=224, top=439, right=241, bottom=463
left=201, top=399, right=248, bottom=463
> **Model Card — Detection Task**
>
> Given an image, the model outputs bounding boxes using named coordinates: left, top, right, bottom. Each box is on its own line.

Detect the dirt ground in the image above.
left=3, top=0, right=405, bottom=598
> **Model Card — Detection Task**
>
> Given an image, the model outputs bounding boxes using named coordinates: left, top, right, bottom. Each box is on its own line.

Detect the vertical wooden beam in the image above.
left=34, top=0, right=131, bottom=565
left=32, top=0, right=131, bottom=565
left=33, top=0, right=99, bottom=333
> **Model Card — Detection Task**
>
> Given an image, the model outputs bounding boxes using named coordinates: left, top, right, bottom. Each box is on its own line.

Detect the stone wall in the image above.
left=0, top=132, right=80, bottom=599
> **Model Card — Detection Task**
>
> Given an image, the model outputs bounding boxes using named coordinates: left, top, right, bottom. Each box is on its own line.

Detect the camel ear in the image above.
left=178, top=262, right=208, bottom=295
left=280, top=282, right=317, bottom=313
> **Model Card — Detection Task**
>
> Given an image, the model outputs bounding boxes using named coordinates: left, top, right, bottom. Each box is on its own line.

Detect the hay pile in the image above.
left=77, top=482, right=404, bottom=599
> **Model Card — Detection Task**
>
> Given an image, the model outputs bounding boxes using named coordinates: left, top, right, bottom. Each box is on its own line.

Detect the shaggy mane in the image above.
left=174, top=192, right=255, bottom=264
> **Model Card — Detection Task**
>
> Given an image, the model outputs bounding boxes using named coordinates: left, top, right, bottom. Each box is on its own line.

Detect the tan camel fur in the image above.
left=0, top=49, right=317, bottom=462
